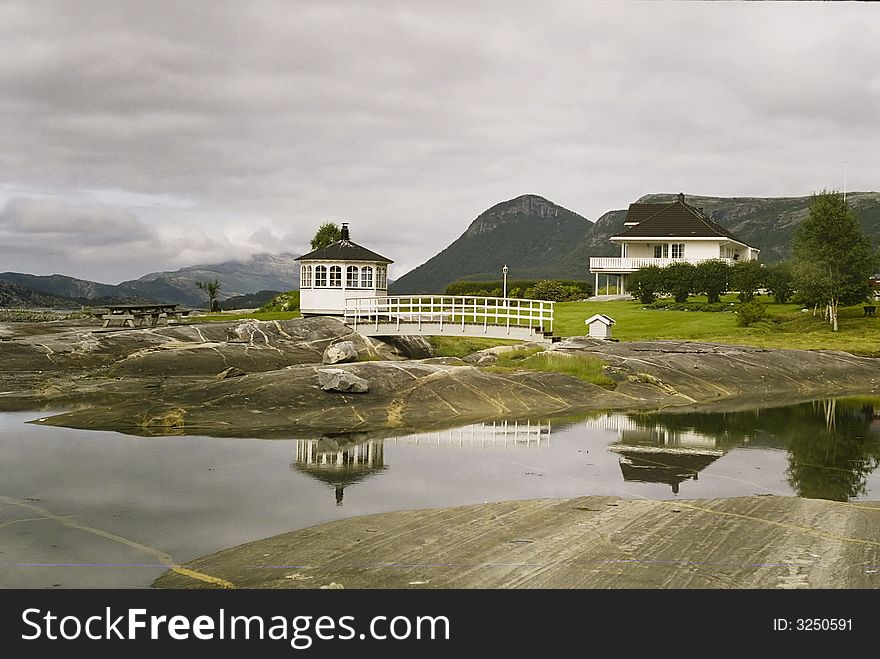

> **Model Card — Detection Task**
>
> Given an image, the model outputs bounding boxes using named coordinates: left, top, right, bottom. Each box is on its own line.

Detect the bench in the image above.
left=97, top=305, right=191, bottom=328
left=864, top=306, right=876, bottom=317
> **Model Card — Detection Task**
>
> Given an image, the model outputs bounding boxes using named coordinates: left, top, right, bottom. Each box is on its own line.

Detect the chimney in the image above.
left=341, top=222, right=349, bottom=241
left=677, top=192, right=685, bottom=203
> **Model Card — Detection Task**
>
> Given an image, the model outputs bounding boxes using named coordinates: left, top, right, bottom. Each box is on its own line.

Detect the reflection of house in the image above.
left=390, top=420, right=551, bottom=448
left=296, top=223, right=393, bottom=316
left=585, top=413, right=725, bottom=494
left=293, top=436, right=386, bottom=505
left=588, top=193, right=760, bottom=296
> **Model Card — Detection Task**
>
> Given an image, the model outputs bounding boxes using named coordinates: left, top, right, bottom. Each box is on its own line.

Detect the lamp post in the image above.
left=502, top=264, right=509, bottom=299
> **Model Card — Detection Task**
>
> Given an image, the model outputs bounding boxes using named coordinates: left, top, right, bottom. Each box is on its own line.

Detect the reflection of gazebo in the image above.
left=293, top=435, right=386, bottom=505
left=609, top=446, right=722, bottom=494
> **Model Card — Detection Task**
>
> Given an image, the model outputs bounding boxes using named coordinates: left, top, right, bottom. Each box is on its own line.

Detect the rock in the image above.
left=215, top=366, right=246, bottom=380
left=371, top=335, right=434, bottom=360
left=318, top=368, right=369, bottom=393
left=322, top=341, right=359, bottom=365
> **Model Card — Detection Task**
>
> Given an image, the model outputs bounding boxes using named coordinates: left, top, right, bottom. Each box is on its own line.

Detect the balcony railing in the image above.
left=589, top=257, right=735, bottom=272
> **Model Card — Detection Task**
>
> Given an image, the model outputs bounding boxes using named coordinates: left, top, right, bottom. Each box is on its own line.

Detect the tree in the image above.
left=196, top=278, right=221, bottom=312
left=629, top=264, right=664, bottom=304
left=764, top=261, right=795, bottom=304
left=694, top=259, right=731, bottom=304
left=729, top=259, right=764, bottom=302
left=660, top=261, right=697, bottom=303
left=523, top=280, right=569, bottom=301
left=792, top=190, right=878, bottom=331
left=310, top=222, right=342, bottom=250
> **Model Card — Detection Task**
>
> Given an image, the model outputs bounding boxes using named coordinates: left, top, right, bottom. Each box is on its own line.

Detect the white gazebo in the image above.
left=296, top=223, right=393, bottom=316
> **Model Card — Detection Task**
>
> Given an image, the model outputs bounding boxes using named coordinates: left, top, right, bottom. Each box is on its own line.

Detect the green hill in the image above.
left=390, top=194, right=592, bottom=294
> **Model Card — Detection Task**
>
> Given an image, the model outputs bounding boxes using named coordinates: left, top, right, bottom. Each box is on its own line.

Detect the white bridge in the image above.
left=343, top=295, right=556, bottom=342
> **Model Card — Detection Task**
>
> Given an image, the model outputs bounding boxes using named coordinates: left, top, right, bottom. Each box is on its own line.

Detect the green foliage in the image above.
left=694, top=259, right=731, bottom=304
left=646, top=300, right=731, bottom=312
left=628, top=264, right=664, bottom=304
left=660, top=261, right=697, bottom=303
left=736, top=300, right=768, bottom=327
left=764, top=261, right=795, bottom=304
left=490, top=350, right=614, bottom=387
left=444, top=279, right=591, bottom=300
left=259, top=290, right=301, bottom=312
left=792, top=190, right=878, bottom=314
left=310, top=222, right=342, bottom=250
left=729, top=259, right=765, bottom=302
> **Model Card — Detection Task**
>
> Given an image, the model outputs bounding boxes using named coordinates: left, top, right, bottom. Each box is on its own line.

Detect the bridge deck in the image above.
left=344, top=295, right=556, bottom=342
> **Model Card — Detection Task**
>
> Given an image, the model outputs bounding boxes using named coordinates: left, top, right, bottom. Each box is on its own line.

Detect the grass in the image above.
left=186, top=310, right=301, bottom=323
left=425, top=335, right=520, bottom=358
left=488, top=348, right=615, bottom=386
left=554, top=294, right=880, bottom=356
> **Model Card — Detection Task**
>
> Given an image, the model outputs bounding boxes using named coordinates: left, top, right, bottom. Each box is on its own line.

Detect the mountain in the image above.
left=0, top=280, right=86, bottom=309
left=1, top=253, right=301, bottom=308
left=391, top=191, right=880, bottom=294
left=120, top=253, right=300, bottom=306
left=389, top=194, right=592, bottom=294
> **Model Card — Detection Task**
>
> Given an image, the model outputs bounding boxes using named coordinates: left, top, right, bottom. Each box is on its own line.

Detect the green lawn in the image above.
left=186, top=310, right=301, bottom=323
left=555, top=295, right=880, bottom=356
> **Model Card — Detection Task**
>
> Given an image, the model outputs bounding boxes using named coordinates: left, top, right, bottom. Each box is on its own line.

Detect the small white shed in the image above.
left=585, top=314, right=615, bottom=339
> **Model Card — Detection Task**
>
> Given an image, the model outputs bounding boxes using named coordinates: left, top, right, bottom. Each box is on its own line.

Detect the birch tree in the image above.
left=792, top=190, right=877, bottom=331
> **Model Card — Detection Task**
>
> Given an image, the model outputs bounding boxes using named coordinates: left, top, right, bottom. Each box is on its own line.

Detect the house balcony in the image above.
left=589, top=257, right=735, bottom=273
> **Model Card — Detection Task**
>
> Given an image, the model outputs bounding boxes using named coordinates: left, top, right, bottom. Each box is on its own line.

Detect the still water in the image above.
left=2, top=397, right=880, bottom=588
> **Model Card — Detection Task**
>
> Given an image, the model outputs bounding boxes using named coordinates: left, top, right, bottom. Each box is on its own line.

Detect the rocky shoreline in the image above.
left=2, top=316, right=880, bottom=437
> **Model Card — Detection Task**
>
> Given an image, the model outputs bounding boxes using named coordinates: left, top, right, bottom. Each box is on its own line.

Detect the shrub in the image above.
left=736, top=300, right=768, bottom=326
left=629, top=265, right=664, bottom=304
left=259, top=291, right=300, bottom=312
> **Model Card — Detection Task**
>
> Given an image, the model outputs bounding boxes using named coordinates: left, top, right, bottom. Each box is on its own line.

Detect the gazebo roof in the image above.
left=296, top=239, right=393, bottom=263
left=296, top=225, right=392, bottom=263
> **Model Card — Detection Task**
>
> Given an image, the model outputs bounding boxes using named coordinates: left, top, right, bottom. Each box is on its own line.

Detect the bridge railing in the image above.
left=344, top=295, right=554, bottom=334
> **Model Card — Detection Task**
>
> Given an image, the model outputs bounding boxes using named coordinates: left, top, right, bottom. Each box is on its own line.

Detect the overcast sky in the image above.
left=1, top=1, right=878, bottom=284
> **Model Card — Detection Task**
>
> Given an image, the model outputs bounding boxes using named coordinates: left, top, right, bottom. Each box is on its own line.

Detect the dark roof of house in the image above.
left=296, top=240, right=393, bottom=263
left=614, top=194, right=758, bottom=249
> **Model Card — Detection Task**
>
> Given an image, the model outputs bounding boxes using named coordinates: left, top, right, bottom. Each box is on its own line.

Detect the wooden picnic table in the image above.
left=95, top=303, right=191, bottom=328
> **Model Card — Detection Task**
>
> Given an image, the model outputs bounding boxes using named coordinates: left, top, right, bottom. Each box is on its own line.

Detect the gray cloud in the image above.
left=0, top=0, right=878, bottom=281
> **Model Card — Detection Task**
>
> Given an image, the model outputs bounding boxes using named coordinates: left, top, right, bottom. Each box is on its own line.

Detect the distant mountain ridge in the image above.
left=0, top=253, right=301, bottom=308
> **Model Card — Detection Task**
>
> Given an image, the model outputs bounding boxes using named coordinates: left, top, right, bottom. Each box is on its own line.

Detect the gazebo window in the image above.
left=377, top=266, right=387, bottom=289
left=361, top=266, right=373, bottom=288
left=315, top=265, right=327, bottom=287
left=346, top=265, right=359, bottom=288
left=301, top=265, right=312, bottom=288
left=329, top=265, right=342, bottom=287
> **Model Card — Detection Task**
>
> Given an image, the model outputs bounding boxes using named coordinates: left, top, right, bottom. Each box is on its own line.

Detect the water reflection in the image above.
left=293, top=434, right=387, bottom=506
left=293, top=420, right=553, bottom=505
left=587, top=398, right=880, bottom=501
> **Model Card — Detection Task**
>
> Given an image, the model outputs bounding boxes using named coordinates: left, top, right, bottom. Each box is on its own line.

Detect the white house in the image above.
left=589, top=193, right=760, bottom=296
left=585, top=313, right=615, bottom=339
left=296, top=223, right=392, bottom=316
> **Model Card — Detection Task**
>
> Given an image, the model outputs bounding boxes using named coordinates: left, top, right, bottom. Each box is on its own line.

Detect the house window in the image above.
left=301, top=265, right=312, bottom=288
left=361, top=266, right=374, bottom=288
left=671, top=243, right=685, bottom=259
left=329, top=265, right=342, bottom=287
left=654, top=245, right=669, bottom=258
left=377, top=266, right=387, bottom=289
left=346, top=265, right=359, bottom=288
left=314, top=265, right=327, bottom=287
